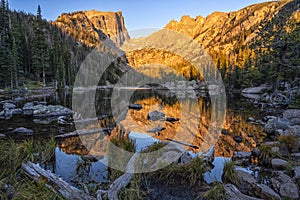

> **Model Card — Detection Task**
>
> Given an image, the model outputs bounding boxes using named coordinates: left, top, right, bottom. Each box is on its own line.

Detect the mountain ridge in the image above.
left=52, top=10, right=130, bottom=46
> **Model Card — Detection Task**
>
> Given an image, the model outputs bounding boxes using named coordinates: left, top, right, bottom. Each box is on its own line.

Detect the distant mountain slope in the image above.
left=165, top=0, right=292, bottom=55
left=52, top=10, right=130, bottom=46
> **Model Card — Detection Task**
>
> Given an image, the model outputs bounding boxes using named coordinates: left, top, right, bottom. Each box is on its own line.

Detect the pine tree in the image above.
left=31, top=5, right=49, bottom=86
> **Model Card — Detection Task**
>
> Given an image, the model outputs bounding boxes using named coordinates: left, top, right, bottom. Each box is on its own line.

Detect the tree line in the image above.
left=0, top=0, right=91, bottom=89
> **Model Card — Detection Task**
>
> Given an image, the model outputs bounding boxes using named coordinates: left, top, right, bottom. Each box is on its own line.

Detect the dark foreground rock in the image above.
left=224, top=184, right=262, bottom=200
left=271, top=171, right=299, bottom=199
left=236, top=170, right=281, bottom=200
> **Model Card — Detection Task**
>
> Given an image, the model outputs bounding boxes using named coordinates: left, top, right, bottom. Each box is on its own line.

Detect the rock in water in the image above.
left=166, top=117, right=179, bottom=123
left=128, top=104, right=142, bottom=110
left=12, top=127, right=34, bottom=135
left=233, top=135, right=243, bottom=143
left=147, top=110, right=165, bottom=121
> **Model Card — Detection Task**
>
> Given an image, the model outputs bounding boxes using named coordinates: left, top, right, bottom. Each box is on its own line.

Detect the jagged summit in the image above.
left=53, top=10, right=130, bottom=46
left=165, top=0, right=295, bottom=54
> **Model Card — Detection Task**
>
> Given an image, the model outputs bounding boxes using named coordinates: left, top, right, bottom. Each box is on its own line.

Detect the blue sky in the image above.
left=10, top=0, right=270, bottom=31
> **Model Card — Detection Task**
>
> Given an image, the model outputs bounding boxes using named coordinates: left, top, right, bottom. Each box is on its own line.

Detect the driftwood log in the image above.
left=22, top=154, right=139, bottom=200
left=165, top=138, right=199, bottom=149
left=21, top=162, right=95, bottom=200
left=54, top=129, right=104, bottom=139
left=97, top=153, right=138, bottom=200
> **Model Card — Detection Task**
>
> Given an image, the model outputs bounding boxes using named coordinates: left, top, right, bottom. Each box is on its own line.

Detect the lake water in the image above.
left=0, top=88, right=265, bottom=187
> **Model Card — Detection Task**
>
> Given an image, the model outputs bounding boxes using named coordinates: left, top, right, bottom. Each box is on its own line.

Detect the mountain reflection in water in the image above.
left=59, top=89, right=264, bottom=157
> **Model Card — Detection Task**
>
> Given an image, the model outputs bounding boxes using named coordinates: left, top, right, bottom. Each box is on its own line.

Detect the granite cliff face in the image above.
left=53, top=10, right=130, bottom=46
left=165, top=0, right=295, bottom=55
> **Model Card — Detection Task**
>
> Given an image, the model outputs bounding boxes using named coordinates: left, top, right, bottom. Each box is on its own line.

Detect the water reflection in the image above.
left=55, top=89, right=265, bottom=185
left=55, top=147, right=108, bottom=186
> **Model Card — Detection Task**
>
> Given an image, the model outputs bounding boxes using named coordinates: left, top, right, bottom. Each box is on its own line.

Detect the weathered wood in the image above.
left=165, top=138, right=199, bottom=149
left=55, top=129, right=104, bottom=139
left=22, top=162, right=95, bottom=200
left=97, top=153, right=138, bottom=200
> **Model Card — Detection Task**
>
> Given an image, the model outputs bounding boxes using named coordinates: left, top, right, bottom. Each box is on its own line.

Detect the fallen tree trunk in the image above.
left=165, top=138, right=199, bottom=149
left=55, top=128, right=104, bottom=139
left=22, top=162, right=95, bottom=200
left=97, top=153, right=138, bottom=200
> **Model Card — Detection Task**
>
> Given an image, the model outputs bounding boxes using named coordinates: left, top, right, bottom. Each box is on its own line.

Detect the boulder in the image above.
left=294, top=166, right=300, bottom=179
left=264, top=118, right=289, bottom=135
left=253, top=184, right=281, bottom=200
left=242, top=85, right=267, bottom=94
left=271, top=158, right=288, bottom=170
left=3, top=103, right=16, bottom=110
left=12, top=127, right=33, bottom=135
left=11, top=108, right=23, bottom=115
left=252, top=148, right=260, bottom=157
left=147, top=110, right=165, bottom=121
left=23, top=109, right=33, bottom=116
left=224, top=184, right=262, bottom=200
left=271, top=171, right=299, bottom=199
left=0, top=134, right=6, bottom=139
left=236, top=170, right=257, bottom=195
left=283, top=109, right=300, bottom=120
left=236, top=170, right=281, bottom=200
left=279, top=181, right=299, bottom=199
left=291, top=153, right=300, bottom=161
left=31, top=104, right=73, bottom=118
left=232, top=152, right=251, bottom=166
left=283, top=125, right=300, bottom=136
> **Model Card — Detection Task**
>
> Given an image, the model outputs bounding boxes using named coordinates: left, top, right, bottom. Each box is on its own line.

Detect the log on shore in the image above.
left=22, top=161, right=95, bottom=200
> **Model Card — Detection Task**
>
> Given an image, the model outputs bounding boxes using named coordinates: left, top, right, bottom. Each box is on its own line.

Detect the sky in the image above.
left=10, top=0, right=271, bottom=31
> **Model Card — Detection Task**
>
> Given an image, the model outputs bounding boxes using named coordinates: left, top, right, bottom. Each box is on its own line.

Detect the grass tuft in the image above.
left=222, top=160, right=239, bottom=185
left=198, top=181, right=226, bottom=200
